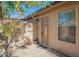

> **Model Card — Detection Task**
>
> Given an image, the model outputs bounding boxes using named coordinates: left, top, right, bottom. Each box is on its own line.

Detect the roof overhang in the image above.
left=24, top=1, right=66, bottom=20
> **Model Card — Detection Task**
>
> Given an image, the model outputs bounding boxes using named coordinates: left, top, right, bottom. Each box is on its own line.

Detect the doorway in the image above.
left=41, top=16, right=49, bottom=47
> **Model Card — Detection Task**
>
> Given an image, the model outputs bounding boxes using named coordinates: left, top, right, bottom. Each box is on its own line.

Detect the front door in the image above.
left=41, top=16, right=49, bottom=47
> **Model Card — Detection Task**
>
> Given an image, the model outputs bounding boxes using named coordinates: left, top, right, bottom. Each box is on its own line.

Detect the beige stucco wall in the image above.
left=37, top=2, right=79, bottom=56
left=33, top=23, right=38, bottom=41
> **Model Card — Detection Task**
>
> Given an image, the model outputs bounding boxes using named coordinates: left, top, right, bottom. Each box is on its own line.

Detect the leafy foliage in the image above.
left=1, top=1, right=52, bottom=18
left=2, top=20, right=16, bottom=38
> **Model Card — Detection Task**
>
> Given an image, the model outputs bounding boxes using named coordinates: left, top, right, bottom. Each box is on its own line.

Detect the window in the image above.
left=58, top=8, right=76, bottom=43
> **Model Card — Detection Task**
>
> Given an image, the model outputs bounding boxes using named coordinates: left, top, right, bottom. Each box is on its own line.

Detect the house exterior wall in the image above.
left=33, top=23, right=38, bottom=41
left=36, top=2, right=79, bottom=56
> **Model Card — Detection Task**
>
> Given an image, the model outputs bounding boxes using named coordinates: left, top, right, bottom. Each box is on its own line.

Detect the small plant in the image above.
left=0, top=19, right=16, bottom=57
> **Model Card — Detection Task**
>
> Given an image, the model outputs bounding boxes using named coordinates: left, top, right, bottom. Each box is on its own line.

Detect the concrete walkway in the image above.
left=12, top=44, right=68, bottom=57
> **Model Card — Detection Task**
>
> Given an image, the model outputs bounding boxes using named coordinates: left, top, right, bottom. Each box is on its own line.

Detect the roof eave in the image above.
left=24, top=1, right=67, bottom=20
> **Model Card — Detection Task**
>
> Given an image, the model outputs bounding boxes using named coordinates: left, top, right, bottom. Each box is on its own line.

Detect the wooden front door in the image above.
left=41, top=16, right=49, bottom=47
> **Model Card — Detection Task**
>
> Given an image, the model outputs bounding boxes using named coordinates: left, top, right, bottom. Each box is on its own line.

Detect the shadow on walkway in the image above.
left=36, top=44, right=70, bottom=57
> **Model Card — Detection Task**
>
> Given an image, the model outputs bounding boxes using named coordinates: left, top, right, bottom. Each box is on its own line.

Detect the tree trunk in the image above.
left=5, top=37, right=9, bottom=57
